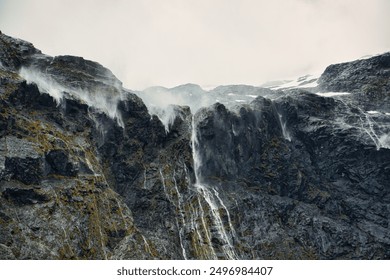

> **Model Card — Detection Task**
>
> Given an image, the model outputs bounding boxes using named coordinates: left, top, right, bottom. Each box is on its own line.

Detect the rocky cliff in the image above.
left=0, top=32, right=389, bottom=259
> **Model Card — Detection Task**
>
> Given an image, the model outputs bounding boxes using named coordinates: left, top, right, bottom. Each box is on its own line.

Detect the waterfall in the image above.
left=159, top=169, right=188, bottom=260
left=172, top=171, right=188, bottom=260
left=191, top=116, right=202, bottom=184
left=190, top=115, right=238, bottom=259
left=277, top=112, right=291, bottom=141
left=148, top=109, right=238, bottom=259
left=336, top=99, right=389, bottom=150
left=272, top=103, right=291, bottom=142
left=141, top=235, right=153, bottom=256
left=356, top=107, right=385, bottom=150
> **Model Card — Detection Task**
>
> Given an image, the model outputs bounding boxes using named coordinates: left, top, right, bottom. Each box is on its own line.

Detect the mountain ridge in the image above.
left=0, top=32, right=389, bottom=259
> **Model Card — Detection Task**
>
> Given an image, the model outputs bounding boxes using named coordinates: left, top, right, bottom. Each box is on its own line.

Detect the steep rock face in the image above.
left=0, top=81, right=151, bottom=259
left=97, top=99, right=194, bottom=259
left=194, top=98, right=286, bottom=181
left=0, top=32, right=191, bottom=259
left=194, top=87, right=390, bottom=259
left=1, top=32, right=389, bottom=260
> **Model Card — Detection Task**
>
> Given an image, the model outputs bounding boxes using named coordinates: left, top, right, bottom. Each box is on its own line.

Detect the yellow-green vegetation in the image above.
left=15, top=112, right=106, bottom=179
left=16, top=117, right=58, bottom=153
left=184, top=196, right=216, bottom=259
left=134, top=234, right=159, bottom=258
left=45, top=177, right=142, bottom=259
left=0, top=69, right=20, bottom=80
left=2, top=96, right=154, bottom=258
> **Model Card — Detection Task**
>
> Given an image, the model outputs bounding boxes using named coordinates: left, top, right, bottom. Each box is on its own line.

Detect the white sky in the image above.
left=1, top=0, right=389, bottom=90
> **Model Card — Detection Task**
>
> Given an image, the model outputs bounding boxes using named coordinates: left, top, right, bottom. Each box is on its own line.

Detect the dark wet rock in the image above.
left=194, top=98, right=285, bottom=181
left=1, top=32, right=389, bottom=260
left=0, top=137, right=44, bottom=185
left=194, top=90, right=390, bottom=259
left=45, top=150, right=78, bottom=177
left=318, top=52, right=390, bottom=110
left=0, top=244, right=16, bottom=259
left=8, top=81, right=57, bottom=109
left=318, top=53, right=390, bottom=94
left=2, top=188, right=49, bottom=205
left=0, top=32, right=162, bottom=260
left=0, top=33, right=39, bottom=70
left=5, top=157, right=43, bottom=185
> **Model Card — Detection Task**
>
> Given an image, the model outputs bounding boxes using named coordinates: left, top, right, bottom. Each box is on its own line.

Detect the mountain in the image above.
left=0, top=32, right=389, bottom=259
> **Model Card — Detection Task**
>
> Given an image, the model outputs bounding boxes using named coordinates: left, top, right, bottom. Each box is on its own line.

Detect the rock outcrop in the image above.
left=0, top=32, right=389, bottom=260
left=0, top=32, right=190, bottom=259
left=318, top=52, right=390, bottom=110
left=194, top=91, right=390, bottom=259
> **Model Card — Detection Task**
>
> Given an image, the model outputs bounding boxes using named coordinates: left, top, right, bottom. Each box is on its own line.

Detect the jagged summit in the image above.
left=1, top=33, right=389, bottom=260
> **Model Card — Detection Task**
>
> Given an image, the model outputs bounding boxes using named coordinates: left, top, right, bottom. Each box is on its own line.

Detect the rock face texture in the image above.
left=0, top=33, right=187, bottom=259
left=194, top=92, right=390, bottom=259
left=0, top=33, right=389, bottom=259
left=318, top=53, right=390, bottom=110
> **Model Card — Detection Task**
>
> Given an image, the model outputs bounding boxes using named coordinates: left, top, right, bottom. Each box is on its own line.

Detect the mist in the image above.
left=19, top=66, right=124, bottom=127
left=137, top=85, right=213, bottom=131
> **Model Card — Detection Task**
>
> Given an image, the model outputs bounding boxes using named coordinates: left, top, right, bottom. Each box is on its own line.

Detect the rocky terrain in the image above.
left=0, top=32, right=389, bottom=259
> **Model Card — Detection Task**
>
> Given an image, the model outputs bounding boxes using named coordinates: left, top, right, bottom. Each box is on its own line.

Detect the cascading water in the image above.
left=336, top=98, right=389, bottom=150
left=172, top=171, right=188, bottom=260
left=190, top=115, right=238, bottom=259
left=142, top=93, right=241, bottom=259
left=356, top=107, right=388, bottom=150
left=272, top=102, right=291, bottom=142
left=159, top=169, right=188, bottom=259
left=277, top=112, right=291, bottom=141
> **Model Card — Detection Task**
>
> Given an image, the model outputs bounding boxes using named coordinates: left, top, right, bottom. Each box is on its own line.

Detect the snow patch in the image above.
left=314, top=92, right=351, bottom=97
left=379, top=134, right=390, bottom=149
left=269, top=74, right=320, bottom=90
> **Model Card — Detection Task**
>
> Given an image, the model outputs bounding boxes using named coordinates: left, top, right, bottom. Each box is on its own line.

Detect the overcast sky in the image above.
left=1, top=0, right=389, bottom=90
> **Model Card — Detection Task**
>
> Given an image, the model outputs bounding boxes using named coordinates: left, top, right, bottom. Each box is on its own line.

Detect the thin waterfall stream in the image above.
left=190, top=115, right=238, bottom=259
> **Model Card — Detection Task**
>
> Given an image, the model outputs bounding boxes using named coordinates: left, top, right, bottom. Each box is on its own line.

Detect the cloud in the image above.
left=1, top=0, right=389, bottom=89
